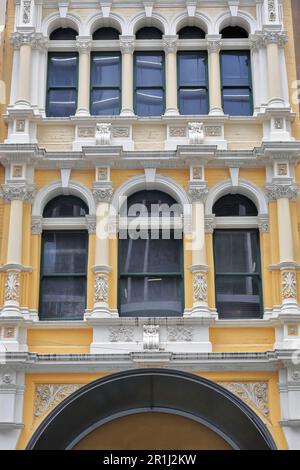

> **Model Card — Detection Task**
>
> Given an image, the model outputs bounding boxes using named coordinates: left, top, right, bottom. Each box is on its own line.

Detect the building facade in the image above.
left=0, top=0, right=300, bottom=450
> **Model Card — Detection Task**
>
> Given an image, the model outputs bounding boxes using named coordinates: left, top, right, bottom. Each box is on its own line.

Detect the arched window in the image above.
left=178, top=26, right=205, bottom=39
left=93, top=27, right=120, bottom=40
left=213, top=194, right=262, bottom=319
left=49, top=28, right=78, bottom=40
left=135, top=27, right=163, bottom=39
left=221, top=26, right=249, bottom=38
left=119, top=190, right=183, bottom=317
left=40, top=196, right=88, bottom=321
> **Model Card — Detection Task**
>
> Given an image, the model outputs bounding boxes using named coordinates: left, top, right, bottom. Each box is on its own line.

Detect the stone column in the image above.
left=188, top=183, right=210, bottom=317
left=163, top=35, right=179, bottom=116
left=263, top=30, right=287, bottom=107
left=207, top=36, right=223, bottom=116
left=76, top=37, right=92, bottom=116
left=1, top=183, right=35, bottom=317
left=265, top=182, right=299, bottom=312
left=90, top=184, right=115, bottom=318
left=120, top=36, right=135, bottom=116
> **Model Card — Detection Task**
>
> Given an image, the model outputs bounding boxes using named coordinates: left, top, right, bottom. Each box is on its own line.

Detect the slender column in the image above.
left=263, top=30, right=287, bottom=107
left=207, top=36, right=223, bottom=115
left=163, top=35, right=179, bottom=116
left=120, top=36, right=135, bottom=116
left=76, top=37, right=92, bottom=116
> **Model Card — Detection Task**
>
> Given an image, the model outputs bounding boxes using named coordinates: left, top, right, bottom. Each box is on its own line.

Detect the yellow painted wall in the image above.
left=210, top=327, right=275, bottom=352
left=27, top=329, right=93, bottom=353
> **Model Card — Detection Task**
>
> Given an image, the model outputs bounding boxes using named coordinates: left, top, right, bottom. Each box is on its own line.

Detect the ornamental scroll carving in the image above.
left=94, top=274, right=109, bottom=303
left=143, top=325, right=159, bottom=350
left=193, top=273, right=207, bottom=303
left=109, top=327, right=135, bottom=342
left=167, top=327, right=193, bottom=342
left=34, top=384, right=83, bottom=419
left=265, top=184, right=298, bottom=201
left=23, top=1, right=31, bottom=24
left=217, top=382, right=269, bottom=418
left=92, top=187, right=113, bottom=203
left=268, top=0, right=277, bottom=22
left=95, top=123, right=111, bottom=145
left=5, top=272, right=20, bottom=302
left=282, top=271, right=297, bottom=300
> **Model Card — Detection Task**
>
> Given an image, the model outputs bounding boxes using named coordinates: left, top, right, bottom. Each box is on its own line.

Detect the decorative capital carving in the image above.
left=163, top=35, right=178, bottom=54
left=1, top=184, right=35, bottom=202
left=92, top=185, right=113, bottom=203
left=95, top=122, right=111, bottom=145
left=5, top=271, right=20, bottom=303
left=262, top=30, right=288, bottom=47
left=167, top=326, right=193, bottom=342
left=143, top=324, right=159, bottom=350
left=11, top=31, right=48, bottom=50
left=109, top=327, right=134, bottom=342
left=120, top=36, right=135, bottom=54
left=85, top=215, right=96, bottom=234
left=258, top=215, right=269, bottom=233
left=188, top=183, right=208, bottom=203
left=188, top=121, right=204, bottom=144
left=193, top=272, right=207, bottom=303
left=207, top=37, right=222, bottom=53
left=265, top=183, right=298, bottom=201
left=76, top=37, right=92, bottom=53
left=282, top=271, right=297, bottom=300
left=94, top=273, right=109, bottom=303
left=205, top=215, right=216, bottom=233
left=31, top=216, right=43, bottom=235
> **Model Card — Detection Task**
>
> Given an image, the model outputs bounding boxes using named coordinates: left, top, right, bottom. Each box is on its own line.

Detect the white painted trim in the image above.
left=85, top=11, right=126, bottom=36
left=41, top=11, right=84, bottom=36
left=214, top=216, right=259, bottom=229
left=127, top=11, right=170, bottom=35
left=32, top=180, right=96, bottom=217
left=170, top=11, right=213, bottom=35
left=214, top=10, right=257, bottom=35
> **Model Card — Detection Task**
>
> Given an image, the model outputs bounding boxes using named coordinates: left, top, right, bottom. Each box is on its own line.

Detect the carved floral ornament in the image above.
left=217, top=382, right=269, bottom=418
left=1, top=184, right=35, bottom=202
left=92, top=186, right=113, bottom=203
left=22, top=0, right=32, bottom=24
left=193, top=272, right=207, bottom=303
left=268, top=0, right=277, bottom=22
left=163, top=36, right=177, bottom=54
left=4, top=271, right=20, bottom=303
left=188, top=184, right=209, bottom=203
left=265, top=183, right=298, bottom=201
left=34, top=384, right=83, bottom=419
left=94, top=273, right=109, bottom=303
left=282, top=271, right=297, bottom=300
left=10, top=31, right=48, bottom=50
left=120, top=37, right=135, bottom=54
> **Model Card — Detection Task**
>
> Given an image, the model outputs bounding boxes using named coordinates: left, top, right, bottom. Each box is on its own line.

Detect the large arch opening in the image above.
left=27, top=369, right=276, bottom=450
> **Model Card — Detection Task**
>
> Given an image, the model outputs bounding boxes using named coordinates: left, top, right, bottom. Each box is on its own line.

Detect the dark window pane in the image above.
left=221, top=52, right=250, bottom=86
left=93, top=27, right=119, bottom=40
left=214, top=231, right=260, bottom=274
left=40, top=277, right=86, bottom=320
left=223, top=88, right=251, bottom=116
left=213, top=194, right=258, bottom=217
left=136, top=54, right=163, bottom=87
left=91, top=54, right=120, bottom=87
left=179, top=88, right=208, bottom=115
left=178, top=26, right=205, bottom=39
left=215, top=275, right=261, bottom=319
left=178, top=54, right=207, bottom=87
left=136, top=27, right=162, bottom=39
left=136, top=88, right=164, bottom=116
left=126, top=190, right=180, bottom=215
left=43, top=196, right=88, bottom=218
left=119, top=276, right=182, bottom=317
left=42, top=232, right=87, bottom=274
left=47, top=89, right=77, bottom=117
left=48, top=54, right=78, bottom=87
left=221, top=26, right=248, bottom=39
left=91, top=89, right=120, bottom=115
left=50, top=28, right=77, bottom=40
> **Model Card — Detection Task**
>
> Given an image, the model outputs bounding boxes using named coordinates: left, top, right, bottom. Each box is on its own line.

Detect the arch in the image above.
left=220, top=25, right=249, bottom=39
left=214, top=11, right=256, bottom=35
left=26, top=369, right=277, bottom=450
left=128, top=11, right=169, bottom=35
left=85, top=12, right=126, bottom=36
left=171, top=11, right=213, bottom=35
left=32, top=181, right=96, bottom=217
left=41, top=12, right=83, bottom=37
left=205, top=179, right=268, bottom=216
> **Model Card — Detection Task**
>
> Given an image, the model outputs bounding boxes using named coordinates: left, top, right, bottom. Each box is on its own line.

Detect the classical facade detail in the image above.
left=265, top=183, right=298, bottom=201
left=108, top=327, right=135, bottom=342
left=77, top=127, right=95, bottom=138
left=120, top=36, right=135, bottom=54
left=95, top=123, right=111, bottom=146
left=188, top=122, right=204, bottom=144
left=167, top=326, right=193, bottom=342
left=112, top=127, right=130, bottom=138
left=86, top=215, right=96, bottom=234
left=3, top=326, right=15, bottom=338
left=217, top=382, right=269, bottom=418
left=262, top=30, right=288, bottom=47
left=92, top=186, right=113, bottom=204
left=143, top=325, right=160, bottom=350
left=22, top=1, right=32, bottom=24
left=1, top=184, right=35, bottom=202
left=204, top=125, right=222, bottom=137
left=268, top=1, right=277, bottom=22
left=258, top=216, right=270, bottom=233
left=193, top=273, right=208, bottom=303
left=10, top=31, right=48, bottom=50
left=31, top=215, right=43, bottom=235
left=207, top=39, right=222, bottom=53
left=34, top=384, right=83, bottom=419
left=94, top=273, right=109, bottom=303
left=76, top=37, right=92, bottom=53
left=205, top=215, right=217, bottom=233
left=282, top=271, right=297, bottom=300
left=163, top=35, right=177, bottom=53
left=169, top=126, right=187, bottom=138
left=4, top=271, right=20, bottom=302
left=188, top=183, right=209, bottom=203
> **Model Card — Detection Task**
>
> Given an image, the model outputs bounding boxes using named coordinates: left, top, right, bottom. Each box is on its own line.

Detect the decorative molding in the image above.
left=109, top=327, right=135, bottom=342
left=78, top=126, right=95, bottom=138
left=282, top=271, right=297, bottom=300
left=205, top=215, right=216, bottom=233
left=112, top=127, right=130, bottom=138
left=10, top=31, right=48, bottom=50
left=1, top=184, right=35, bottom=202
left=258, top=215, right=269, bottom=233
left=217, top=382, right=269, bottom=418
left=31, top=216, right=43, bottom=235
left=169, top=126, right=187, bottom=138
left=76, top=37, right=92, bottom=53
left=188, top=183, right=209, bottom=203
left=265, top=183, right=298, bottom=201
left=207, top=38, right=222, bottom=53
left=167, top=326, right=193, bottom=342
left=3, top=326, right=15, bottom=338
left=22, top=0, right=32, bottom=24
left=120, top=36, right=135, bottom=54
left=268, top=0, right=277, bottom=22
left=193, top=272, right=207, bottom=303
left=262, top=30, right=288, bottom=47
left=143, top=324, right=159, bottom=350
left=188, top=122, right=204, bottom=144
left=86, top=215, right=96, bottom=234
left=95, top=123, right=111, bottom=146
left=92, top=186, right=113, bottom=203
left=163, top=35, right=178, bottom=54
left=205, top=125, right=222, bottom=137
left=4, top=272, right=20, bottom=303
left=34, top=384, right=83, bottom=419
left=94, top=273, right=109, bottom=303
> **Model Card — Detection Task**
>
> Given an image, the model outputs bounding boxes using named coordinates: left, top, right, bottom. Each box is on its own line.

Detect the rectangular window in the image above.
left=134, top=52, right=165, bottom=116
left=47, top=52, right=78, bottom=117
left=40, top=231, right=88, bottom=320
left=214, top=229, right=262, bottom=319
left=220, top=51, right=253, bottom=116
left=91, top=52, right=121, bottom=115
left=178, top=52, right=208, bottom=115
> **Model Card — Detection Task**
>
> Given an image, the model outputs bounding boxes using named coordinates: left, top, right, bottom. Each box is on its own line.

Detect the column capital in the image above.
left=163, top=35, right=178, bottom=54
left=188, top=182, right=209, bottom=203
left=249, top=33, right=264, bottom=52
left=120, top=35, right=135, bottom=54
left=265, top=182, right=298, bottom=201
left=206, top=35, right=222, bottom=53
left=92, top=183, right=114, bottom=204
left=76, top=36, right=92, bottom=53
left=11, top=31, right=48, bottom=50
left=262, top=29, right=288, bottom=47
left=1, top=183, right=36, bottom=203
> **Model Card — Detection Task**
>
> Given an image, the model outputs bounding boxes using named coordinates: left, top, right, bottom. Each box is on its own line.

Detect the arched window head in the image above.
left=43, top=195, right=89, bottom=218
left=178, top=26, right=205, bottom=39
left=135, top=27, right=162, bottom=40
left=126, top=190, right=182, bottom=216
left=49, top=28, right=78, bottom=40
left=213, top=194, right=258, bottom=217
left=220, top=26, right=249, bottom=38
left=93, top=27, right=120, bottom=40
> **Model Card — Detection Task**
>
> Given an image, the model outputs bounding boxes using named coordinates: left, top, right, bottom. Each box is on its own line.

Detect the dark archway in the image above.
left=26, top=369, right=276, bottom=450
